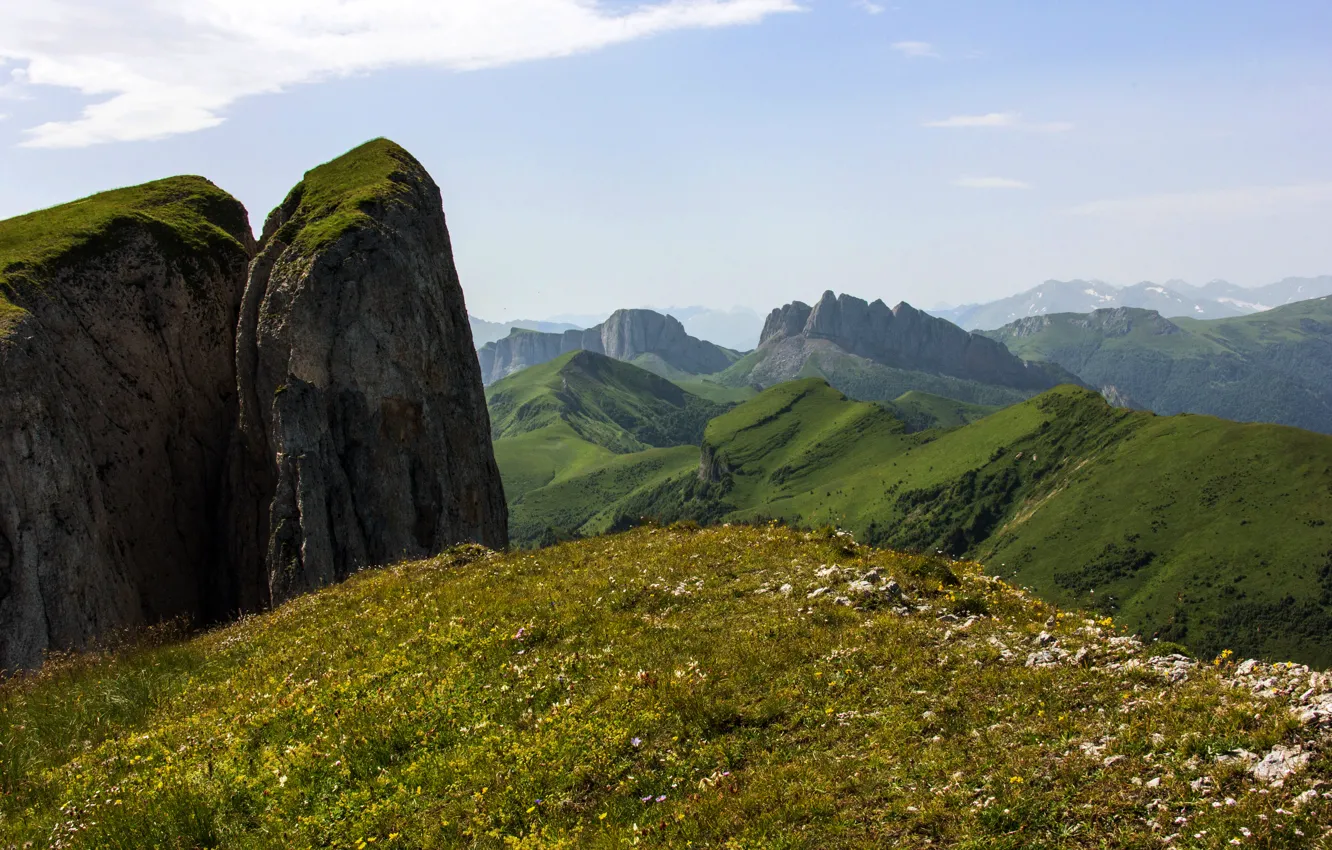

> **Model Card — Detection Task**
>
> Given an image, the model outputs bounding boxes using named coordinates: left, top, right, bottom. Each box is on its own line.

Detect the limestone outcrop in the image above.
left=477, top=309, right=739, bottom=385
left=755, top=291, right=1078, bottom=392
left=0, top=178, right=254, bottom=671
left=229, top=139, right=507, bottom=605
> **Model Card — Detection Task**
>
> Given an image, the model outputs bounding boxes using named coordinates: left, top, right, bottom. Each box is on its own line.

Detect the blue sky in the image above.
left=2, top=0, right=1330, bottom=320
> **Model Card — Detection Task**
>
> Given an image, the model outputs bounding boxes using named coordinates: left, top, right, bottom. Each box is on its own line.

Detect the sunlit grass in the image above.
left=1, top=524, right=1328, bottom=848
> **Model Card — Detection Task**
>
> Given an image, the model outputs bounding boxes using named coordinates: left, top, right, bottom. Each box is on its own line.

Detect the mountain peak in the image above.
left=753, top=291, right=1078, bottom=394
left=477, top=308, right=741, bottom=385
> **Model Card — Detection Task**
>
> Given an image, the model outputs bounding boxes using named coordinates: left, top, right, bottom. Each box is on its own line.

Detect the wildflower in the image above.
left=631, top=737, right=643, bottom=748
left=656, top=795, right=667, bottom=802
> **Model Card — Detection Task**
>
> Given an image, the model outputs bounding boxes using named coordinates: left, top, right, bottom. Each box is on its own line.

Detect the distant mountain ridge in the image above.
left=469, top=316, right=583, bottom=348
left=984, top=297, right=1332, bottom=433
left=476, top=308, right=743, bottom=385
left=718, top=290, right=1082, bottom=405
left=933, top=276, right=1332, bottom=330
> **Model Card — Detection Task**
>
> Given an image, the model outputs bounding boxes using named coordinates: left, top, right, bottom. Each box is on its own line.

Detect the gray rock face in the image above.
left=759, top=290, right=1071, bottom=391
left=600, top=309, right=735, bottom=374
left=229, top=141, right=507, bottom=606
left=0, top=183, right=253, bottom=671
left=477, top=328, right=597, bottom=385
left=477, top=308, right=736, bottom=385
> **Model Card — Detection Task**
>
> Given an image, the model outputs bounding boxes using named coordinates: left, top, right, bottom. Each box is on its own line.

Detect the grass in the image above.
left=884, top=390, right=1002, bottom=433
left=623, top=354, right=758, bottom=404
left=486, top=352, right=731, bottom=546
left=985, top=300, right=1332, bottom=433
left=0, top=176, right=251, bottom=337
left=267, top=138, right=426, bottom=255
left=507, top=447, right=698, bottom=545
left=617, top=380, right=1332, bottom=666
left=717, top=341, right=1042, bottom=407
left=2, top=524, right=1328, bottom=848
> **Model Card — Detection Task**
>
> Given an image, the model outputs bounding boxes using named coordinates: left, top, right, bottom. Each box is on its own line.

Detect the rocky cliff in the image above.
left=229, top=139, right=507, bottom=605
left=757, top=290, right=1072, bottom=391
left=0, top=139, right=511, bottom=671
left=0, top=178, right=254, bottom=671
left=476, top=309, right=739, bottom=384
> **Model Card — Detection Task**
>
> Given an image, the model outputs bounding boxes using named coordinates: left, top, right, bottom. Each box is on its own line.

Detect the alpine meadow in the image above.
left=4, top=2, right=1332, bottom=848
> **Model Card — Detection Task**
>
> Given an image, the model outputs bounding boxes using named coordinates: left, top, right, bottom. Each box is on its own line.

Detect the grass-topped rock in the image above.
left=260, top=138, right=426, bottom=256
left=2, top=525, right=1329, bottom=847
left=228, top=138, right=507, bottom=608
left=0, top=176, right=251, bottom=338
left=0, top=177, right=254, bottom=671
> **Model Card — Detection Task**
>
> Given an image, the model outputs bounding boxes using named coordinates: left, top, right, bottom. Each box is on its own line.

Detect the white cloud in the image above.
left=1069, top=183, right=1332, bottom=219
left=855, top=1, right=886, bottom=14
left=924, top=111, right=1072, bottom=132
left=0, top=0, right=801, bottom=148
left=952, top=176, right=1030, bottom=190
left=890, top=41, right=936, bottom=58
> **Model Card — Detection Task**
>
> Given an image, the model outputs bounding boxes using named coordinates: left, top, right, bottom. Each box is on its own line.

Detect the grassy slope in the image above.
left=988, top=300, right=1332, bottom=432
left=487, top=352, right=727, bottom=545
left=717, top=344, right=1037, bottom=407
left=624, top=353, right=758, bottom=404
left=628, top=380, right=1332, bottom=666
left=885, top=390, right=1002, bottom=432
left=268, top=138, right=424, bottom=254
left=3, top=525, right=1329, bottom=848
left=0, top=176, right=251, bottom=337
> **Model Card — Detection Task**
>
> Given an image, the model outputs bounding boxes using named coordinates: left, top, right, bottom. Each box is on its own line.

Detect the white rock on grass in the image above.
left=1250, top=745, right=1310, bottom=785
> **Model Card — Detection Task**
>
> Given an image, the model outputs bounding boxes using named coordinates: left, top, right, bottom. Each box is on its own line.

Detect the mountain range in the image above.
left=984, top=297, right=1332, bottom=433
left=476, top=309, right=744, bottom=386
left=717, top=290, right=1082, bottom=405
left=468, top=316, right=582, bottom=347
left=470, top=305, right=765, bottom=352
left=930, top=276, right=1332, bottom=330
left=488, top=354, right=1332, bottom=665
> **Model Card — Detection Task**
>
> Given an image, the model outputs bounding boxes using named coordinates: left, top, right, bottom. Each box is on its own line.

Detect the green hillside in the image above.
left=488, top=351, right=724, bottom=455
left=486, top=352, right=726, bottom=545
left=716, top=343, right=1040, bottom=407
left=0, top=176, right=251, bottom=337
left=4, top=525, right=1328, bottom=848
left=884, top=390, right=1002, bottom=432
left=620, top=379, right=1332, bottom=666
left=985, top=300, right=1332, bottom=433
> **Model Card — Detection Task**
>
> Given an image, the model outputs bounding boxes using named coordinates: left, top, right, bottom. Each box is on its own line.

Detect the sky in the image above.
left=1, top=0, right=1330, bottom=320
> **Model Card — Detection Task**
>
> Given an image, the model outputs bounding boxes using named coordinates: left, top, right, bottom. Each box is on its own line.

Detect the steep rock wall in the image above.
left=0, top=179, right=253, bottom=671
left=230, top=139, right=507, bottom=605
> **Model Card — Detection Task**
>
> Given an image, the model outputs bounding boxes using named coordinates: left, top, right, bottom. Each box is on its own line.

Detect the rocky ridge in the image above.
left=745, top=290, right=1079, bottom=393
left=477, top=309, right=740, bottom=384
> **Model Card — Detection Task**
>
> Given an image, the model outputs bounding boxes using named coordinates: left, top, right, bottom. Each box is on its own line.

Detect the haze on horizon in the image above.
left=1, top=0, right=1330, bottom=321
